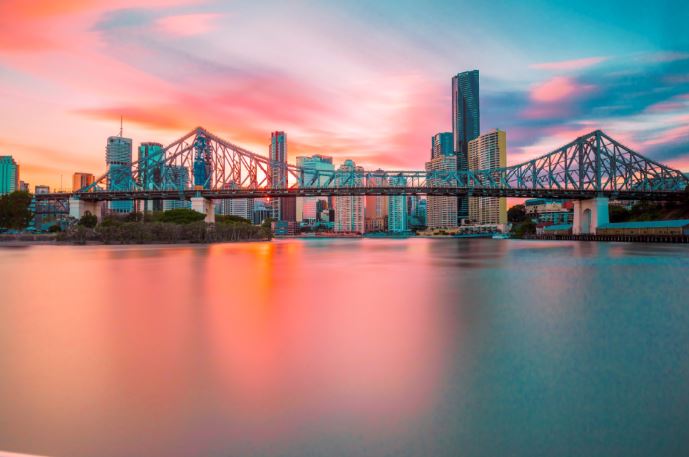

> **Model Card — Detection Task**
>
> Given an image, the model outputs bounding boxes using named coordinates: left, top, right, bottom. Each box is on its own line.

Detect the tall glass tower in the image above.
left=452, top=70, right=480, bottom=221
left=269, top=131, right=295, bottom=222
left=106, top=136, right=133, bottom=213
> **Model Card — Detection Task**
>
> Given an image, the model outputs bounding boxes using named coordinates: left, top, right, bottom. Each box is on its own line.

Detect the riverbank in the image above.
left=525, top=234, right=689, bottom=243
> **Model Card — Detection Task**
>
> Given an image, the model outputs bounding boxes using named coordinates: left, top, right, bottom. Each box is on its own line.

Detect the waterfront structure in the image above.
left=106, top=135, right=133, bottom=213
left=269, top=131, right=296, bottom=222
left=72, top=172, right=95, bottom=192
left=431, top=132, right=454, bottom=159
left=334, top=160, right=365, bottom=233
left=365, top=170, right=388, bottom=232
left=388, top=176, right=408, bottom=232
left=0, top=156, right=19, bottom=195
left=296, top=155, right=335, bottom=225
left=452, top=70, right=480, bottom=221
left=54, top=127, right=689, bottom=230
left=596, top=220, right=689, bottom=236
left=35, top=185, right=50, bottom=195
left=425, top=154, right=458, bottom=229
left=467, top=129, right=507, bottom=225
left=163, top=165, right=190, bottom=211
left=525, top=198, right=573, bottom=225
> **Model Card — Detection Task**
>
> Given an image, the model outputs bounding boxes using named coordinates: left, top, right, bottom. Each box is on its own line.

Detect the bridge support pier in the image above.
left=191, top=197, right=215, bottom=223
left=572, top=197, right=609, bottom=235
left=68, top=198, right=101, bottom=221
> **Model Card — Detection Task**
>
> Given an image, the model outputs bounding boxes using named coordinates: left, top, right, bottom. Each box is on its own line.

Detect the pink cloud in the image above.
left=531, top=56, right=607, bottom=71
left=156, top=13, right=222, bottom=36
left=530, top=76, right=594, bottom=103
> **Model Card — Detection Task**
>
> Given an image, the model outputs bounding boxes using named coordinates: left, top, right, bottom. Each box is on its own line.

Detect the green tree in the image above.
left=511, top=220, right=536, bottom=237
left=507, top=204, right=527, bottom=223
left=0, top=191, right=33, bottom=229
left=78, top=211, right=98, bottom=228
left=158, top=208, right=206, bottom=224
left=216, top=214, right=252, bottom=225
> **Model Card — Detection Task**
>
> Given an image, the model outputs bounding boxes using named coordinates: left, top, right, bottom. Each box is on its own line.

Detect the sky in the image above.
left=1, top=0, right=688, bottom=190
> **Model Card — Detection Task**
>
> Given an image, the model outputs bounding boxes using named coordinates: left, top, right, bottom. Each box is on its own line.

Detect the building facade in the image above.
left=467, top=129, right=507, bottom=225
left=0, top=156, right=19, bottom=195
left=334, top=160, right=365, bottom=233
left=269, top=131, right=295, bottom=222
left=387, top=176, right=408, bottom=232
left=72, top=172, right=95, bottom=192
left=365, top=170, right=388, bottom=232
left=425, top=154, right=458, bottom=228
left=106, top=136, right=133, bottom=213
left=296, top=154, right=334, bottom=225
left=138, top=142, right=165, bottom=211
left=452, top=70, right=480, bottom=221
left=163, top=165, right=190, bottom=211
left=34, top=185, right=50, bottom=195
left=431, top=132, right=454, bottom=159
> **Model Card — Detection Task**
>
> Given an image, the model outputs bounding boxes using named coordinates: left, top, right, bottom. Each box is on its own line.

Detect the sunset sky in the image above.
left=1, top=0, right=688, bottom=190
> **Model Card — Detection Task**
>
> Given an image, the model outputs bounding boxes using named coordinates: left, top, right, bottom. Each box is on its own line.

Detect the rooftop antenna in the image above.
left=119, top=116, right=123, bottom=137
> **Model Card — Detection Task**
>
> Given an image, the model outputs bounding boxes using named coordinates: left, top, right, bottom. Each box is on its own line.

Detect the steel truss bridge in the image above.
left=37, top=127, right=689, bottom=203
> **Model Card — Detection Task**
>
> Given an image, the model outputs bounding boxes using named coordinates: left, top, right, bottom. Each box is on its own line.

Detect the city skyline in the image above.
left=1, top=0, right=688, bottom=190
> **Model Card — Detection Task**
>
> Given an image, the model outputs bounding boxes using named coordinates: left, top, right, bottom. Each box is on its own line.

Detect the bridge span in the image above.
left=36, top=127, right=689, bottom=234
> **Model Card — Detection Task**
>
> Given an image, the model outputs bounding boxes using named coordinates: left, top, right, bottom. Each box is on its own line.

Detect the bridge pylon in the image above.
left=191, top=197, right=215, bottom=223
left=69, top=197, right=102, bottom=222
left=572, top=197, right=609, bottom=235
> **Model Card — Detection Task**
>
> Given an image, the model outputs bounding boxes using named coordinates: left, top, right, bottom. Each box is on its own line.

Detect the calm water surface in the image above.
left=1, top=239, right=688, bottom=457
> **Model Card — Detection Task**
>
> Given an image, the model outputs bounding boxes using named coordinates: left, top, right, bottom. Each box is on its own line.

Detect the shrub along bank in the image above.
left=59, top=209, right=270, bottom=244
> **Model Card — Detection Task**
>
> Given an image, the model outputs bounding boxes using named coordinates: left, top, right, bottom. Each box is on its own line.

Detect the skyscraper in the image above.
left=138, top=142, right=165, bottom=211
left=365, top=170, right=388, bottom=232
left=431, top=132, right=454, bottom=159
left=163, top=165, right=190, bottom=211
left=0, top=156, right=19, bottom=195
left=468, top=129, right=507, bottom=225
left=452, top=70, right=480, bottom=221
left=334, top=160, right=365, bottom=233
left=296, top=154, right=334, bottom=224
left=106, top=135, right=133, bottom=213
left=425, top=154, right=458, bottom=229
left=217, top=182, right=254, bottom=221
left=269, top=131, right=295, bottom=222
left=72, top=172, right=95, bottom=192
left=387, top=176, right=408, bottom=232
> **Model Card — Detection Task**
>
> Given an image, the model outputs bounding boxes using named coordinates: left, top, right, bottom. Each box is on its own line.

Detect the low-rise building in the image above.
left=543, top=223, right=573, bottom=235
left=597, top=220, right=689, bottom=236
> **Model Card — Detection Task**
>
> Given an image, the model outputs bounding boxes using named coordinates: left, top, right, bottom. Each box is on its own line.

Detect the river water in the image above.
left=1, top=239, right=688, bottom=457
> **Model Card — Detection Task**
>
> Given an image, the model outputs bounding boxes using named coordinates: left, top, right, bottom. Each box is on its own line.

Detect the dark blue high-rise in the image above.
left=452, top=69, right=480, bottom=220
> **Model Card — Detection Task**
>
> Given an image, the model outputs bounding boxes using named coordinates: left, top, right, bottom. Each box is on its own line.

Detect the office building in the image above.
left=138, top=142, right=165, bottom=211
left=425, top=154, right=458, bottom=229
left=217, top=183, right=253, bottom=221
left=163, top=165, right=190, bottom=211
left=296, top=155, right=334, bottom=224
left=106, top=135, right=133, bottom=213
left=19, top=181, right=29, bottom=192
left=0, top=156, right=19, bottom=195
left=431, top=132, right=454, bottom=159
left=334, top=160, right=365, bottom=233
left=365, top=170, right=388, bottom=232
left=387, top=176, right=408, bottom=232
left=269, top=131, right=295, bottom=222
left=467, top=129, right=507, bottom=225
left=35, top=185, right=50, bottom=195
left=72, top=172, right=95, bottom=192
left=253, top=200, right=272, bottom=225
left=452, top=70, right=480, bottom=220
